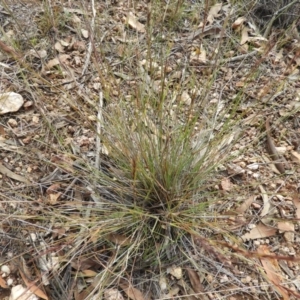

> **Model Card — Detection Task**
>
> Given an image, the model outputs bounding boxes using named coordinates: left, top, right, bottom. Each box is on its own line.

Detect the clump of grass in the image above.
left=79, top=99, right=239, bottom=298
left=76, top=13, right=245, bottom=299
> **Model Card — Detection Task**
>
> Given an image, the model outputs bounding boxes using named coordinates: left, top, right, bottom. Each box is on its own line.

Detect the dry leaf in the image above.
left=258, top=245, right=289, bottom=300
left=44, top=54, right=70, bottom=70
left=63, top=8, right=84, bottom=15
left=240, top=27, right=249, bottom=52
left=247, top=36, right=268, bottom=47
left=28, top=49, right=47, bottom=58
left=104, top=288, right=124, bottom=300
left=58, top=54, right=71, bottom=65
left=48, top=192, right=62, bottom=205
left=0, top=92, right=24, bottom=115
left=107, top=233, right=130, bottom=246
left=81, top=29, right=89, bottom=39
left=73, top=46, right=85, bottom=57
left=126, top=12, right=145, bottom=33
left=71, top=14, right=81, bottom=25
left=0, top=276, right=8, bottom=289
left=81, top=269, right=98, bottom=277
left=0, top=40, right=21, bottom=59
left=177, top=278, right=198, bottom=300
left=167, top=265, right=182, bottom=280
left=278, top=221, right=295, bottom=232
left=227, top=163, right=245, bottom=175
left=44, top=57, right=60, bottom=70
left=119, top=280, right=145, bottom=300
left=186, top=268, right=205, bottom=294
left=190, top=45, right=206, bottom=64
left=291, top=150, right=300, bottom=163
left=19, top=270, right=49, bottom=300
left=71, top=257, right=101, bottom=271
left=236, top=195, right=256, bottom=214
left=206, top=3, right=222, bottom=25
left=292, top=194, right=300, bottom=222
left=50, top=155, right=75, bottom=173
left=180, top=91, right=192, bottom=105
left=54, top=41, right=65, bottom=53
left=232, top=17, right=247, bottom=30
left=46, top=183, right=61, bottom=194
left=159, top=276, right=167, bottom=291
left=9, top=285, right=38, bottom=300
left=220, top=177, right=232, bottom=191
left=166, top=286, right=180, bottom=297
left=259, top=185, right=271, bottom=217
left=0, top=125, right=5, bottom=136
left=241, top=222, right=277, bottom=241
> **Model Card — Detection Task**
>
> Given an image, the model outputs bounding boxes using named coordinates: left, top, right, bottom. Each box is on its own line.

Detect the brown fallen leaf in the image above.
left=71, top=257, right=101, bottom=271
left=19, top=270, right=49, bottom=300
left=206, top=3, right=222, bottom=25
left=291, top=150, right=300, bottom=163
left=277, top=221, right=295, bottom=232
left=81, top=269, right=98, bottom=277
left=107, top=233, right=131, bottom=246
left=44, top=54, right=71, bottom=70
left=232, top=17, right=247, bottom=30
left=220, top=177, right=232, bottom=191
left=190, top=45, right=207, bottom=64
left=0, top=276, right=8, bottom=289
left=104, top=288, right=124, bottom=300
left=76, top=287, right=93, bottom=300
left=186, top=268, right=205, bottom=294
left=119, top=279, right=145, bottom=300
left=258, top=245, right=289, bottom=300
left=125, top=12, right=145, bottom=33
left=0, top=125, right=5, bottom=136
left=241, top=222, right=277, bottom=241
left=258, top=185, right=271, bottom=217
left=240, top=27, right=249, bottom=52
left=167, top=265, right=182, bottom=280
left=0, top=40, right=22, bottom=59
left=47, top=192, right=62, bottom=205
left=236, top=195, right=256, bottom=214
left=177, top=278, right=197, bottom=300
left=46, top=183, right=61, bottom=194
left=292, top=194, right=300, bottom=222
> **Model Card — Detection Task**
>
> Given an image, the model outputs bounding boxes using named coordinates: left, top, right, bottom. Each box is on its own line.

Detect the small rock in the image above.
left=7, top=119, right=18, bottom=127
left=0, top=92, right=24, bottom=115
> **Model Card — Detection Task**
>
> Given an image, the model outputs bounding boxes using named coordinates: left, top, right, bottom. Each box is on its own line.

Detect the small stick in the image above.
left=81, top=0, right=96, bottom=75
left=95, top=90, right=103, bottom=170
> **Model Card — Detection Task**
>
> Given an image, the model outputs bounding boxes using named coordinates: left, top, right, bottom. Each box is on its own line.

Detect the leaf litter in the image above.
left=1, top=0, right=300, bottom=299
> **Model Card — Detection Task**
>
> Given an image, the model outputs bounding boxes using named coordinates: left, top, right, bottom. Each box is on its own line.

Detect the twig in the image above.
left=74, top=0, right=98, bottom=250
left=207, top=50, right=257, bottom=65
left=95, top=90, right=103, bottom=169
left=81, top=0, right=96, bottom=75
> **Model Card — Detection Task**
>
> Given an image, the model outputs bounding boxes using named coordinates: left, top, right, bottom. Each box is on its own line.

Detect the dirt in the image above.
left=1, top=0, right=300, bottom=299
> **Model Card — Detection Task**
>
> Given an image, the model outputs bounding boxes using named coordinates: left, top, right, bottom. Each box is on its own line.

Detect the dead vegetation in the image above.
left=1, top=0, right=300, bottom=299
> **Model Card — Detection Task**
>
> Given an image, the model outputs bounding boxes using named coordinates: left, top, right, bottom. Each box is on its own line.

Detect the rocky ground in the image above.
left=1, top=0, right=300, bottom=299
